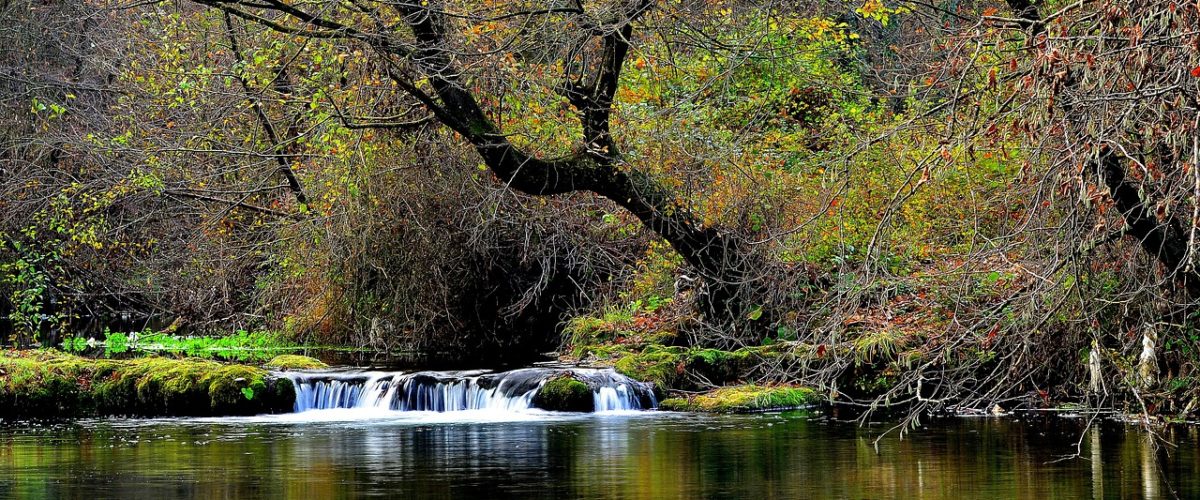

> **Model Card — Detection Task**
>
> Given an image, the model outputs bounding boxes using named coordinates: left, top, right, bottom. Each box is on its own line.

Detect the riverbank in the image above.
left=573, top=337, right=1200, bottom=420
left=0, top=350, right=295, bottom=419
left=575, top=342, right=834, bottom=412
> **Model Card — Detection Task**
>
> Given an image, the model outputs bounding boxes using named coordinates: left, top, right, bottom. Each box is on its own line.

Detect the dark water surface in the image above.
left=1, top=410, right=1197, bottom=499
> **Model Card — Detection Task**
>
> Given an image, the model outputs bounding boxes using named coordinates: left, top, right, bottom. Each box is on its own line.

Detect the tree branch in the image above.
left=224, top=12, right=308, bottom=206
left=163, top=189, right=298, bottom=219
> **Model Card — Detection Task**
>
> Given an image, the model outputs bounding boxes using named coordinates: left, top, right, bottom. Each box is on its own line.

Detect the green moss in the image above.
left=0, top=351, right=110, bottom=416
left=613, top=345, right=685, bottom=390
left=0, top=349, right=295, bottom=420
left=573, top=343, right=632, bottom=361
left=602, top=344, right=792, bottom=391
left=565, top=303, right=679, bottom=358
left=684, top=348, right=756, bottom=383
left=658, top=384, right=818, bottom=413
left=264, top=354, right=328, bottom=370
left=531, top=374, right=593, bottom=412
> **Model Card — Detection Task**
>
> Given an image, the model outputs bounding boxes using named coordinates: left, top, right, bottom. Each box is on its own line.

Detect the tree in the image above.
left=851, top=0, right=1200, bottom=413
left=1, top=0, right=131, bottom=345
left=183, top=0, right=768, bottom=327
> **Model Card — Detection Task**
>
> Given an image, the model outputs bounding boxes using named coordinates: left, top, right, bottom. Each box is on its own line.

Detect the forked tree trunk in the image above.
left=191, top=0, right=761, bottom=326
left=396, top=3, right=755, bottom=324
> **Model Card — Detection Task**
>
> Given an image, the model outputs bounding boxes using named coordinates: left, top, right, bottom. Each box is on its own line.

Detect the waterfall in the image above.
left=283, top=367, right=657, bottom=413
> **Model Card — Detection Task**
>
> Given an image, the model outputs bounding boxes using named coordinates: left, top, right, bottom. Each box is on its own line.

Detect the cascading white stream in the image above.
left=594, top=385, right=636, bottom=412
left=283, top=367, right=657, bottom=413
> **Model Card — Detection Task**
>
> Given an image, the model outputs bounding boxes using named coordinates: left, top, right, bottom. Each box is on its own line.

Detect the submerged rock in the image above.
left=531, top=374, right=594, bottom=412
left=0, top=350, right=295, bottom=420
left=658, top=384, right=817, bottom=413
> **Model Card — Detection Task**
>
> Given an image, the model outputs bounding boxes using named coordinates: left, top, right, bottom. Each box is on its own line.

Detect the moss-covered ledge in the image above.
left=0, top=350, right=295, bottom=420
left=264, top=354, right=328, bottom=370
left=658, top=385, right=817, bottom=413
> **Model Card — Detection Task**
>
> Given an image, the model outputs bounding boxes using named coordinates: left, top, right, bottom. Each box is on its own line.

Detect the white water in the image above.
left=282, top=367, right=657, bottom=413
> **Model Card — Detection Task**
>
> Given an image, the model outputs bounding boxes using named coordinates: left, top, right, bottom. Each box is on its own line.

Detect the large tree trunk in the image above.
left=191, top=0, right=760, bottom=325
left=1004, top=0, right=1200, bottom=299
left=395, top=3, right=755, bottom=324
left=1095, top=150, right=1200, bottom=297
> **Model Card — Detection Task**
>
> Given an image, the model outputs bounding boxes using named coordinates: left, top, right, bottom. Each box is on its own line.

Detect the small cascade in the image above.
left=283, top=367, right=657, bottom=413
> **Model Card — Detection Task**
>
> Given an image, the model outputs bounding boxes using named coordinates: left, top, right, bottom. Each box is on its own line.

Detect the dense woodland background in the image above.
left=4, top=0, right=1200, bottom=416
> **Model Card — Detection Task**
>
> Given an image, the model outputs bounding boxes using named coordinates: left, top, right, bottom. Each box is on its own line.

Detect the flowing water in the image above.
left=287, top=367, right=656, bottom=413
left=1, top=368, right=1198, bottom=499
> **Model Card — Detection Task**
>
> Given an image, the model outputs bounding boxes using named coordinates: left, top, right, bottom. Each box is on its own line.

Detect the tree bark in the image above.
left=1095, top=149, right=1200, bottom=297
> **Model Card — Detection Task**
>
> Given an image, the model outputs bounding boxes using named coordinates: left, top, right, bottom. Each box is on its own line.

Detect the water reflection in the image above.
left=1091, top=426, right=1104, bottom=500
left=0, top=412, right=1196, bottom=499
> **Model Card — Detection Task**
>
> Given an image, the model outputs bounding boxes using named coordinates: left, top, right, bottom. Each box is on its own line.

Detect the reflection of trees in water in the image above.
left=1091, top=427, right=1103, bottom=500
left=332, top=421, right=560, bottom=496
left=2, top=417, right=1198, bottom=498
left=1141, top=432, right=1160, bottom=500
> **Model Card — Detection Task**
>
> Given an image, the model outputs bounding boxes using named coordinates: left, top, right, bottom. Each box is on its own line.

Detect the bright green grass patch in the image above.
left=604, top=343, right=794, bottom=391
left=58, top=329, right=298, bottom=362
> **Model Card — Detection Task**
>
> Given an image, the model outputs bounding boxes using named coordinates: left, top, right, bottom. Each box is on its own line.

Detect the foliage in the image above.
left=0, top=241, right=65, bottom=346
left=6, top=0, right=1200, bottom=418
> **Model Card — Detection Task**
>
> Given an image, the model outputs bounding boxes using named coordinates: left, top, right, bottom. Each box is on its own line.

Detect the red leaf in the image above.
left=1191, top=67, right=1200, bottom=78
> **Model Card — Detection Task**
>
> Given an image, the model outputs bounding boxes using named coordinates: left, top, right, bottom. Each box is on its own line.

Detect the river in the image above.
left=1, top=367, right=1198, bottom=499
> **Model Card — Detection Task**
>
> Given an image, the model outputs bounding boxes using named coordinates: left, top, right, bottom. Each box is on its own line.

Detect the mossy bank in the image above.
left=264, top=354, right=328, bottom=370
left=573, top=341, right=830, bottom=413
left=0, top=350, right=295, bottom=420
left=659, top=385, right=817, bottom=413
